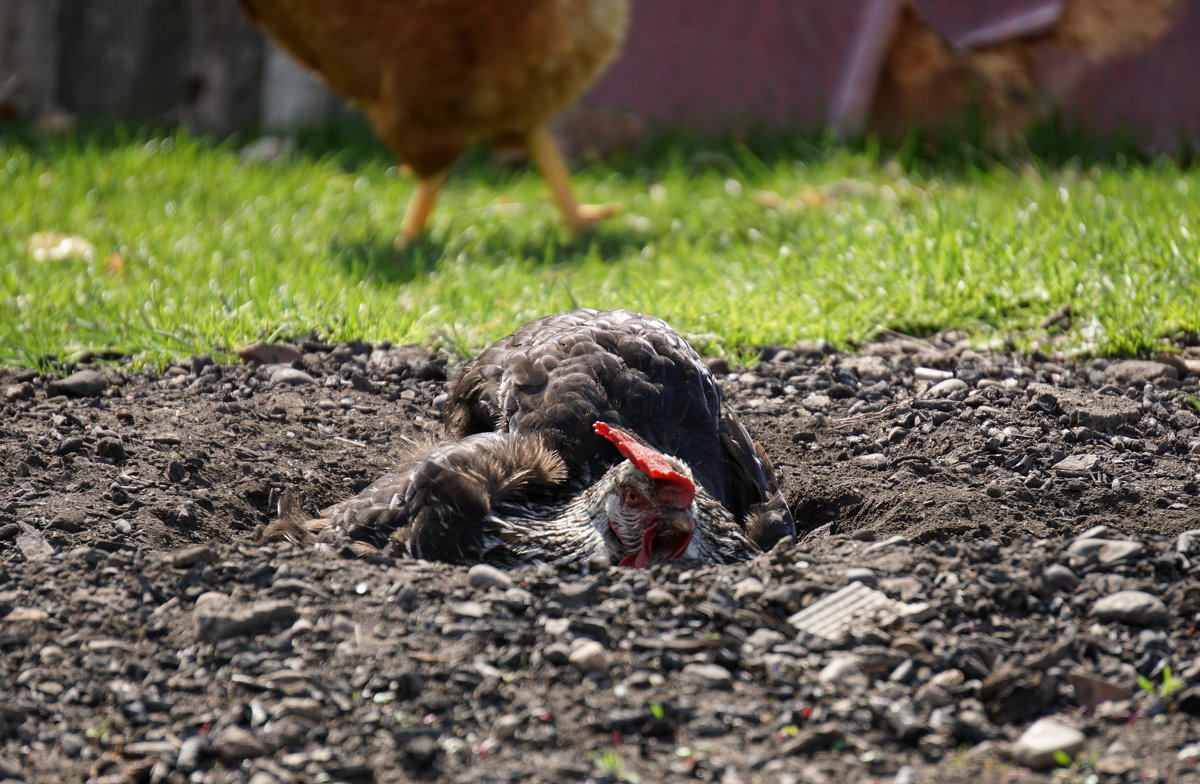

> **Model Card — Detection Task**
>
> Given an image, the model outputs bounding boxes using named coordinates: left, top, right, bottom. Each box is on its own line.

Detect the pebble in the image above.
left=1078, top=524, right=1111, bottom=540
left=542, top=642, right=570, bottom=665
left=567, top=640, right=609, bottom=674
left=269, top=367, right=317, bottom=387
left=1176, top=529, right=1200, bottom=554
left=802, top=394, right=831, bottom=411
left=853, top=453, right=887, bottom=469
left=39, top=644, right=65, bottom=665
left=467, top=564, right=513, bottom=589
left=47, top=370, right=108, bottom=397
left=403, top=734, right=439, bottom=768
left=732, top=577, right=764, bottom=601
left=1104, top=359, right=1178, bottom=384
left=926, top=378, right=968, bottom=398
left=1061, top=393, right=1140, bottom=430
left=914, top=681, right=952, bottom=709
left=493, top=714, right=522, bottom=740
left=843, top=567, right=878, bottom=587
left=1094, top=753, right=1137, bottom=776
left=817, top=655, right=868, bottom=691
left=49, top=508, right=85, bottom=532
left=55, top=436, right=85, bottom=456
left=59, top=732, right=86, bottom=757
left=1012, top=717, right=1086, bottom=769
left=172, top=544, right=217, bottom=568
left=95, top=436, right=126, bottom=461
left=451, top=601, right=488, bottom=618
left=192, top=593, right=299, bottom=642
left=681, top=663, right=734, bottom=690
left=742, top=628, right=785, bottom=651
left=865, top=535, right=910, bottom=554
left=1091, top=590, right=1168, bottom=626
left=914, top=367, right=954, bottom=382
left=1066, top=538, right=1143, bottom=567
left=1052, top=454, right=1100, bottom=476
left=0, top=757, right=21, bottom=778
left=278, top=697, right=323, bottom=722
left=211, top=725, right=272, bottom=761
left=1041, top=563, right=1080, bottom=591
left=16, top=523, right=53, bottom=561
left=645, top=588, right=675, bottom=606
left=4, top=381, right=34, bottom=400
left=87, top=638, right=136, bottom=654
left=500, top=587, right=534, bottom=608
left=125, top=740, right=180, bottom=759
left=236, top=341, right=302, bottom=365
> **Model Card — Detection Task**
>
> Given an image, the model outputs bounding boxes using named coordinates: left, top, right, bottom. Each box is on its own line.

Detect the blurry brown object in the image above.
left=237, top=0, right=629, bottom=245
left=840, top=0, right=1185, bottom=143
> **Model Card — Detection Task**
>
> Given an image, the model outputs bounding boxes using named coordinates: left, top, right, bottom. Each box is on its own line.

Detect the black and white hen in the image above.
left=267, top=308, right=793, bottom=567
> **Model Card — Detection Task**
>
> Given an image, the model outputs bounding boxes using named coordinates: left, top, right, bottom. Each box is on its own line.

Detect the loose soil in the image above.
left=2, top=334, right=1199, bottom=784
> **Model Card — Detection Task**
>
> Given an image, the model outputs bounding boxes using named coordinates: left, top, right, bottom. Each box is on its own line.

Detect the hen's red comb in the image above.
left=593, top=421, right=695, bottom=507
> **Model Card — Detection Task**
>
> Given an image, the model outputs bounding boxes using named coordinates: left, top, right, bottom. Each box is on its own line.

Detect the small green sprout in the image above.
left=1138, top=665, right=1184, bottom=698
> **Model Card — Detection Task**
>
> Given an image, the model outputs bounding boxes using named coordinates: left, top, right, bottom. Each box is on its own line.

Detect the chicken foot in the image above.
left=396, top=170, right=449, bottom=248
left=527, top=124, right=620, bottom=235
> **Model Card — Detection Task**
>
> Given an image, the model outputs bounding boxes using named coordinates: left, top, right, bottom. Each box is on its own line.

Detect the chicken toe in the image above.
left=527, top=125, right=619, bottom=235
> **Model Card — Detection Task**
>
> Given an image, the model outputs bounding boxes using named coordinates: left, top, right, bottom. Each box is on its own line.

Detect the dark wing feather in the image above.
left=268, top=433, right=569, bottom=563
left=444, top=309, right=795, bottom=545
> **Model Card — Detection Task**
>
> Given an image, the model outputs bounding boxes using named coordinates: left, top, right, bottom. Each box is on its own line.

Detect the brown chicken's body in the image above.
left=240, top=0, right=629, bottom=241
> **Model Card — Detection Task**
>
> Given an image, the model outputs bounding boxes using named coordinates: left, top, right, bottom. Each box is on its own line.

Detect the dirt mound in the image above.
left=2, top=336, right=1199, bottom=782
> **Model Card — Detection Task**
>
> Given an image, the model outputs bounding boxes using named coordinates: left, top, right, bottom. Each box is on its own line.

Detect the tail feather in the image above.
left=743, top=493, right=795, bottom=552
left=260, top=492, right=330, bottom=547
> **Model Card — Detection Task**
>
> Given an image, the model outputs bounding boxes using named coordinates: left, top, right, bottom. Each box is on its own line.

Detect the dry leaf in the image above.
left=105, top=252, right=126, bottom=275
left=27, top=232, right=96, bottom=262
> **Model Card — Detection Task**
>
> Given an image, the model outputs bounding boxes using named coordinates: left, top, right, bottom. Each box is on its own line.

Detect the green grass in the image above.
left=2, top=123, right=1198, bottom=370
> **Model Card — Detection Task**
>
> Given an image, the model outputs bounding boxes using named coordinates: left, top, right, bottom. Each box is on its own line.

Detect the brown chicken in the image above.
left=239, top=0, right=629, bottom=243
left=265, top=309, right=794, bottom=568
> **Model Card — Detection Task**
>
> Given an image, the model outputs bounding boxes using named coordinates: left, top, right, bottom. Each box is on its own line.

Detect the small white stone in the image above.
left=568, top=640, right=609, bottom=674
left=39, top=644, right=66, bottom=666
left=645, top=588, right=675, bottom=606
left=817, top=655, right=868, bottom=691
left=742, top=628, right=785, bottom=652
left=732, top=577, right=765, bottom=601
left=914, top=367, right=954, bottom=383
left=467, top=563, right=513, bottom=590
left=1091, top=590, right=1168, bottom=626
left=1012, top=717, right=1085, bottom=769
left=926, top=378, right=968, bottom=398
left=493, top=713, right=522, bottom=740
left=681, top=662, right=734, bottom=689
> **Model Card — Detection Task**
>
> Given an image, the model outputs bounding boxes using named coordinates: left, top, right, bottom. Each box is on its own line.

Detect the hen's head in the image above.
left=593, top=422, right=696, bottom=568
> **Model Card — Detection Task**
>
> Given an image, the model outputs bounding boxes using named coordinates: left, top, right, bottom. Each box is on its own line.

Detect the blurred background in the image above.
left=1, top=0, right=1198, bottom=153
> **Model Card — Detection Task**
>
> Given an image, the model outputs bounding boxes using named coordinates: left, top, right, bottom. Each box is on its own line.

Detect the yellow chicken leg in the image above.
left=527, top=124, right=620, bottom=235
left=396, top=170, right=449, bottom=247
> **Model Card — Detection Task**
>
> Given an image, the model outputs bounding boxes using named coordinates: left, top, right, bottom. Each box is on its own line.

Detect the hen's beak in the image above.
left=658, top=509, right=696, bottom=534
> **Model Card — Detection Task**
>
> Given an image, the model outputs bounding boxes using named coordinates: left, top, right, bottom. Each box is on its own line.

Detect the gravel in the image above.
left=2, top=333, right=1200, bottom=782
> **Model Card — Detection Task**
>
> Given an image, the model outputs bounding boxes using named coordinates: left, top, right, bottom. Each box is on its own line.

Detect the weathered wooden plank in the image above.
left=0, top=0, right=61, bottom=119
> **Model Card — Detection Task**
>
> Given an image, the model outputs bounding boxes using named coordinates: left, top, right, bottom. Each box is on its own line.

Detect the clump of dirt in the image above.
left=1, top=335, right=1199, bottom=783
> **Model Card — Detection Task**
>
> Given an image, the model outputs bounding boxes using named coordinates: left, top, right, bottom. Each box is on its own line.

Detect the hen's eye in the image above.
left=624, top=489, right=642, bottom=505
